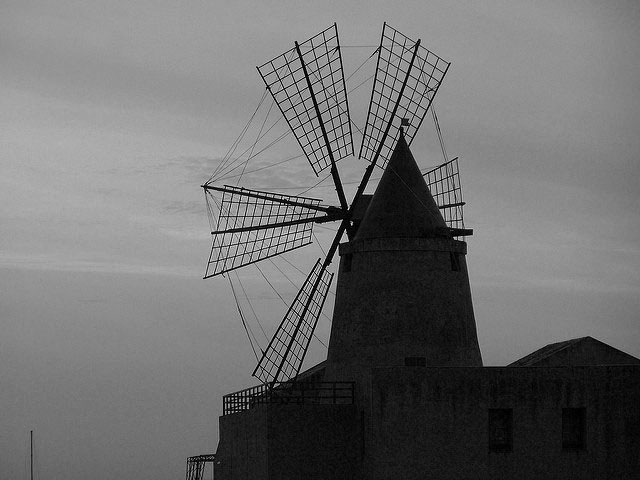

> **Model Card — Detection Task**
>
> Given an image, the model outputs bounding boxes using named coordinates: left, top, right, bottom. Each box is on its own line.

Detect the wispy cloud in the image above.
left=163, top=200, right=205, bottom=216
left=0, top=253, right=195, bottom=277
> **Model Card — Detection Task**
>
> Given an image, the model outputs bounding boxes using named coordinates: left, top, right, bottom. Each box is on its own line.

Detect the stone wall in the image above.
left=215, top=403, right=360, bottom=479
left=326, top=237, right=482, bottom=389
left=368, top=365, right=640, bottom=479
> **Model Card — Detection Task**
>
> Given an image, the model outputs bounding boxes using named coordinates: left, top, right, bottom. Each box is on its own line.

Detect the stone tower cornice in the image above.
left=339, top=237, right=467, bottom=256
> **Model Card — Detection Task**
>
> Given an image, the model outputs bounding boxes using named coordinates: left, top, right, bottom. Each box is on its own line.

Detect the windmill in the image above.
left=202, top=23, right=470, bottom=386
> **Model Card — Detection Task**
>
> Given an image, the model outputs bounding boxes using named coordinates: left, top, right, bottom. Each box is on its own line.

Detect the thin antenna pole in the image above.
left=30, top=430, right=33, bottom=480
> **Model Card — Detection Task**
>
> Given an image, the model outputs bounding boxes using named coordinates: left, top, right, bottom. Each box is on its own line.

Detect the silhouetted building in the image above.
left=213, top=138, right=640, bottom=479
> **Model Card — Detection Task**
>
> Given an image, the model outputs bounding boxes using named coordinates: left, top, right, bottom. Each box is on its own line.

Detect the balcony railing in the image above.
left=223, top=381, right=355, bottom=416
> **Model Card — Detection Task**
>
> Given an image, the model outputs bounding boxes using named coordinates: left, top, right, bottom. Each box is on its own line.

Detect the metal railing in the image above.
left=186, top=454, right=215, bottom=480
left=223, top=381, right=355, bottom=416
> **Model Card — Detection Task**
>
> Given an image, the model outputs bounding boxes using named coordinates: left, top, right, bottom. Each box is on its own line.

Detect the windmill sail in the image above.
left=424, top=157, right=470, bottom=236
left=253, top=259, right=333, bottom=383
left=257, top=24, right=353, bottom=176
left=359, top=23, right=450, bottom=168
left=204, top=186, right=341, bottom=277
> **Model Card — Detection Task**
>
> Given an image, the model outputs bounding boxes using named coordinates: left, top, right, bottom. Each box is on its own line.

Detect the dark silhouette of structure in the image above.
left=210, top=136, right=640, bottom=480
left=192, top=24, right=640, bottom=480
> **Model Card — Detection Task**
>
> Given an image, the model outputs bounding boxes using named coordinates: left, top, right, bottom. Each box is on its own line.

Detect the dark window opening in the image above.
left=343, top=253, right=353, bottom=272
left=488, top=408, right=513, bottom=452
left=360, top=410, right=365, bottom=458
left=450, top=252, right=461, bottom=271
left=562, top=408, right=586, bottom=450
left=404, top=356, right=426, bottom=367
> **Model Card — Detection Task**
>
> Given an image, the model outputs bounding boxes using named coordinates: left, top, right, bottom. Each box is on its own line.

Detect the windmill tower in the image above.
left=325, top=130, right=482, bottom=391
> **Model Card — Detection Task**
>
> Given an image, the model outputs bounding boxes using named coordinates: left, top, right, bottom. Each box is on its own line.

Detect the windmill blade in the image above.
left=423, top=157, right=473, bottom=237
left=359, top=23, right=450, bottom=168
left=204, top=185, right=342, bottom=278
left=257, top=24, right=353, bottom=179
left=253, top=259, right=333, bottom=384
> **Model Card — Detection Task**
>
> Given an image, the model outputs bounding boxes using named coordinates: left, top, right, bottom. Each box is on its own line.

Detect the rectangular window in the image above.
left=343, top=253, right=353, bottom=272
left=450, top=252, right=461, bottom=271
left=488, top=408, right=513, bottom=452
left=404, top=356, right=426, bottom=367
left=562, top=408, right=586, bottom=450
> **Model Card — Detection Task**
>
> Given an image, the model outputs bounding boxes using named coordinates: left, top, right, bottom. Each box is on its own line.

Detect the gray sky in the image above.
left=2, top=1, right=639, bottom=478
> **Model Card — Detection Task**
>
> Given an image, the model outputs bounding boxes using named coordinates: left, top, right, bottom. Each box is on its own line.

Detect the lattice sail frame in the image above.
left=253, top=259, right=333, bottom=384
left=359, top=23, right=450, bottom=168
left=424, top=157, right=466, bottom=234
left=205, top=186, right=327, bottom=277
left=257, top=24, right=353, bottom=176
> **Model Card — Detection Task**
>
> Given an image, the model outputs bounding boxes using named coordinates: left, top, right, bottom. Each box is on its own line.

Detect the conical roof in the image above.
left=355, top=132, right=447, bottom=240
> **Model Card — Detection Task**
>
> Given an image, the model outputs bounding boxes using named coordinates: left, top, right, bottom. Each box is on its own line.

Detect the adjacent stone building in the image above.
left=213, top=137, right=640, bottom=479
